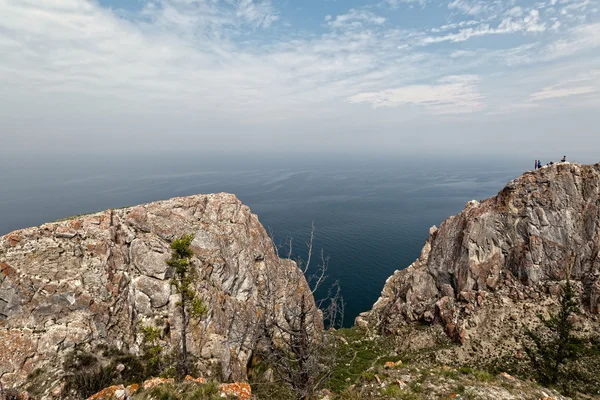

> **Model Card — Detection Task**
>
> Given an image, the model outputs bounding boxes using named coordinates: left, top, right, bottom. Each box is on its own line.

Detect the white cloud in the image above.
left=1, top=0, right=600, bottom=152
left=552, top=20, right=562, bottom=30
left=423, top=8, right=548, bottom=44
left=347, top=75, right=484, bottom=114
left=383, top=0, right=427, bottom=8
left=524, top=9, right=546, bottom=32
left=236, top=0, right=279, bottom=28
left=422, top=23, right=506, bottom=43
left=543, top=23, right=600, bottom=58
left=448, top=0, right=486, bottom=16
left=529, top=69, right=600, bottom=101
left=494, top=23, right=600, bottom=66
left=450, top=49, right=477, bottom=58
left=531, top=85, right=597, bottom=100
left=446, top=0, right=510, bottom=17
left=327, top=9, right=386, bottom=29
left=488, top=68, right=600, bottom=115
left=431, top=19, right=480, bottom=33
left=135, top=0, right=280, bottom=40
left=561, top=0, right=592, bottom=15
left=507, top=6, right=524, bottom=17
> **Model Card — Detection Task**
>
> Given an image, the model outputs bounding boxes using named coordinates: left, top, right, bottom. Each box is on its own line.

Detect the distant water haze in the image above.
left=1, top=152, right=595, bottom=326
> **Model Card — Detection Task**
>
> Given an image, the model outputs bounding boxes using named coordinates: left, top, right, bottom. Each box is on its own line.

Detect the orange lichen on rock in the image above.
left=384, top=360, right=403, bottom=369
left=0, top=262, right=17, bottom=279
left=87, top=384, right=124, bottom=400
left=185, top=375, right=206, bottom=384
left=86, top=383, right=139, bottom=400
left=0, top=330, right=37, bottom=374
left=68, top=219, right=83, bottom=230
left=499, top=372, right=516, bottom=381
left=219, top=382, right=252, bottom=400
left=86, top=241, right=109, bottom=256
left=142, top=377, right=174, bottom=390
left=5, top=233, right=21, bottom=246
left=126, top=384, right=140, bottom=394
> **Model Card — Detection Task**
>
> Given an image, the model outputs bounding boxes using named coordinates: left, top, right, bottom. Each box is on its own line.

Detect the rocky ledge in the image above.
left=357, top=162, right=600, bottom=361
left=0, top=193, right=314, bottom=393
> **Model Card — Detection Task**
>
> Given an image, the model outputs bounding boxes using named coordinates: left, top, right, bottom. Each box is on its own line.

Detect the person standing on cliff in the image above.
left=535, top=160, right=538, bottom=170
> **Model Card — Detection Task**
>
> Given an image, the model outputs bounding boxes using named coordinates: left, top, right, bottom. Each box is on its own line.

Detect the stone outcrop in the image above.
left=0, top=193, right=316, bottom=392
left=357, top=162, right=600, bottom=360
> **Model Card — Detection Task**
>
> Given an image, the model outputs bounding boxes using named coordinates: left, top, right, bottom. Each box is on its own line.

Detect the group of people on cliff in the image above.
left=534, top=155, right=567, bottom=170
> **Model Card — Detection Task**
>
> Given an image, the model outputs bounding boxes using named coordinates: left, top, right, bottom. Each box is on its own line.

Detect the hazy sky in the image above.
left=1, top=0, right=599, bottom=154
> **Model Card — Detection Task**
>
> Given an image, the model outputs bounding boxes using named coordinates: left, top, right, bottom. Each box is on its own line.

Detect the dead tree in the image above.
left=256, top=223, right=344, bottom=400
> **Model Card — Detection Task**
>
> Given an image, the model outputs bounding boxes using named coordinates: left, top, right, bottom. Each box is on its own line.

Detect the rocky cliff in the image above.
left=0, top=193, right=315, bottom=392
left=357, top=162, right=600, bottom=361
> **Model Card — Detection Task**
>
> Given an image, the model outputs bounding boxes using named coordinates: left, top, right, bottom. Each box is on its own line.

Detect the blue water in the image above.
left=0, top=153, right=534, bottom=326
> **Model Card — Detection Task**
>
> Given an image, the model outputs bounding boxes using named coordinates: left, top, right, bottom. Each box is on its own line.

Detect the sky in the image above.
left=1, top=0, right=599, bottom=155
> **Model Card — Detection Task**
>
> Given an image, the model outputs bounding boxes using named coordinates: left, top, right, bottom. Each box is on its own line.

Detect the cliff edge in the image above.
left=0, top=193, right=315, bottom=393
left=357, top=162, right=600, bottom=361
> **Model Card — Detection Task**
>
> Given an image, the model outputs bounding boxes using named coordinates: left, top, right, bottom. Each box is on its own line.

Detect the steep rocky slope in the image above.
left=357, top=162, right=600, bottom=362
left=0, top=193, right=315, bottom=392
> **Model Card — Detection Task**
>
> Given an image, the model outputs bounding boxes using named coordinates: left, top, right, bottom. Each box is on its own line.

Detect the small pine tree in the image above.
left=524, top=280, right=582, bottom=387
left=139, top=323, right=164, bottom=377
left=167, top=234, right=208, bottom=376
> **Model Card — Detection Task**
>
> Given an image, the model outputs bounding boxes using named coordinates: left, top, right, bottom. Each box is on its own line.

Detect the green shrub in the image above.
left=410, top=380, right=423, bottom=393
left=438, top=368, right=458, bottom=379
left=149, top=384, right=179, bottom=400
left=140, top=322, right=166, bottom=377
left=326, top=328, right=395, bottom=393
left=380, top=385, right=421, bottom=399
left=26, top=368, right=45, bottom=380
left=520, top=279, right=600, bottom=396
left=459, top=366, right=474, bottom=375
left=472, top=370, right=493, bottom=382
left=132, top=382, right=222, bottom=400
left=524, top=280, right=581, bottom=387
left=63, top=350, right=114, bottom=398
left=250, top=381, right=296, bottom=400
left=380, top=384, right=402, bottom=397
left=64, top=365, right=116, bottom=398
left=3, top=388, right=22, bottom=400
left=62, top=348, right=158, bottom=398
left=112, top=354, right=147, bottom=386
left=361, top=371, right=376, bottom=382
left=338, top=386, right=364, bottom=400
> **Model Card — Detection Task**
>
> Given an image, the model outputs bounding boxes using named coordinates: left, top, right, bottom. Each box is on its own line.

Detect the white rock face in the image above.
left=357, top=162, right=600, bottom=357
left=0, top=193, right=316, bottom=390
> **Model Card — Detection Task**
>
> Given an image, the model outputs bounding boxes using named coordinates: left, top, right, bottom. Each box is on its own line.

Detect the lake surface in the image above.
left=0, top=152, right=550, bottom=326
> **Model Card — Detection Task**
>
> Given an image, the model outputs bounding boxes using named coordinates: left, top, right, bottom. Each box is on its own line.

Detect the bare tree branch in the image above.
left=253, top=223, right=344, bottom=400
